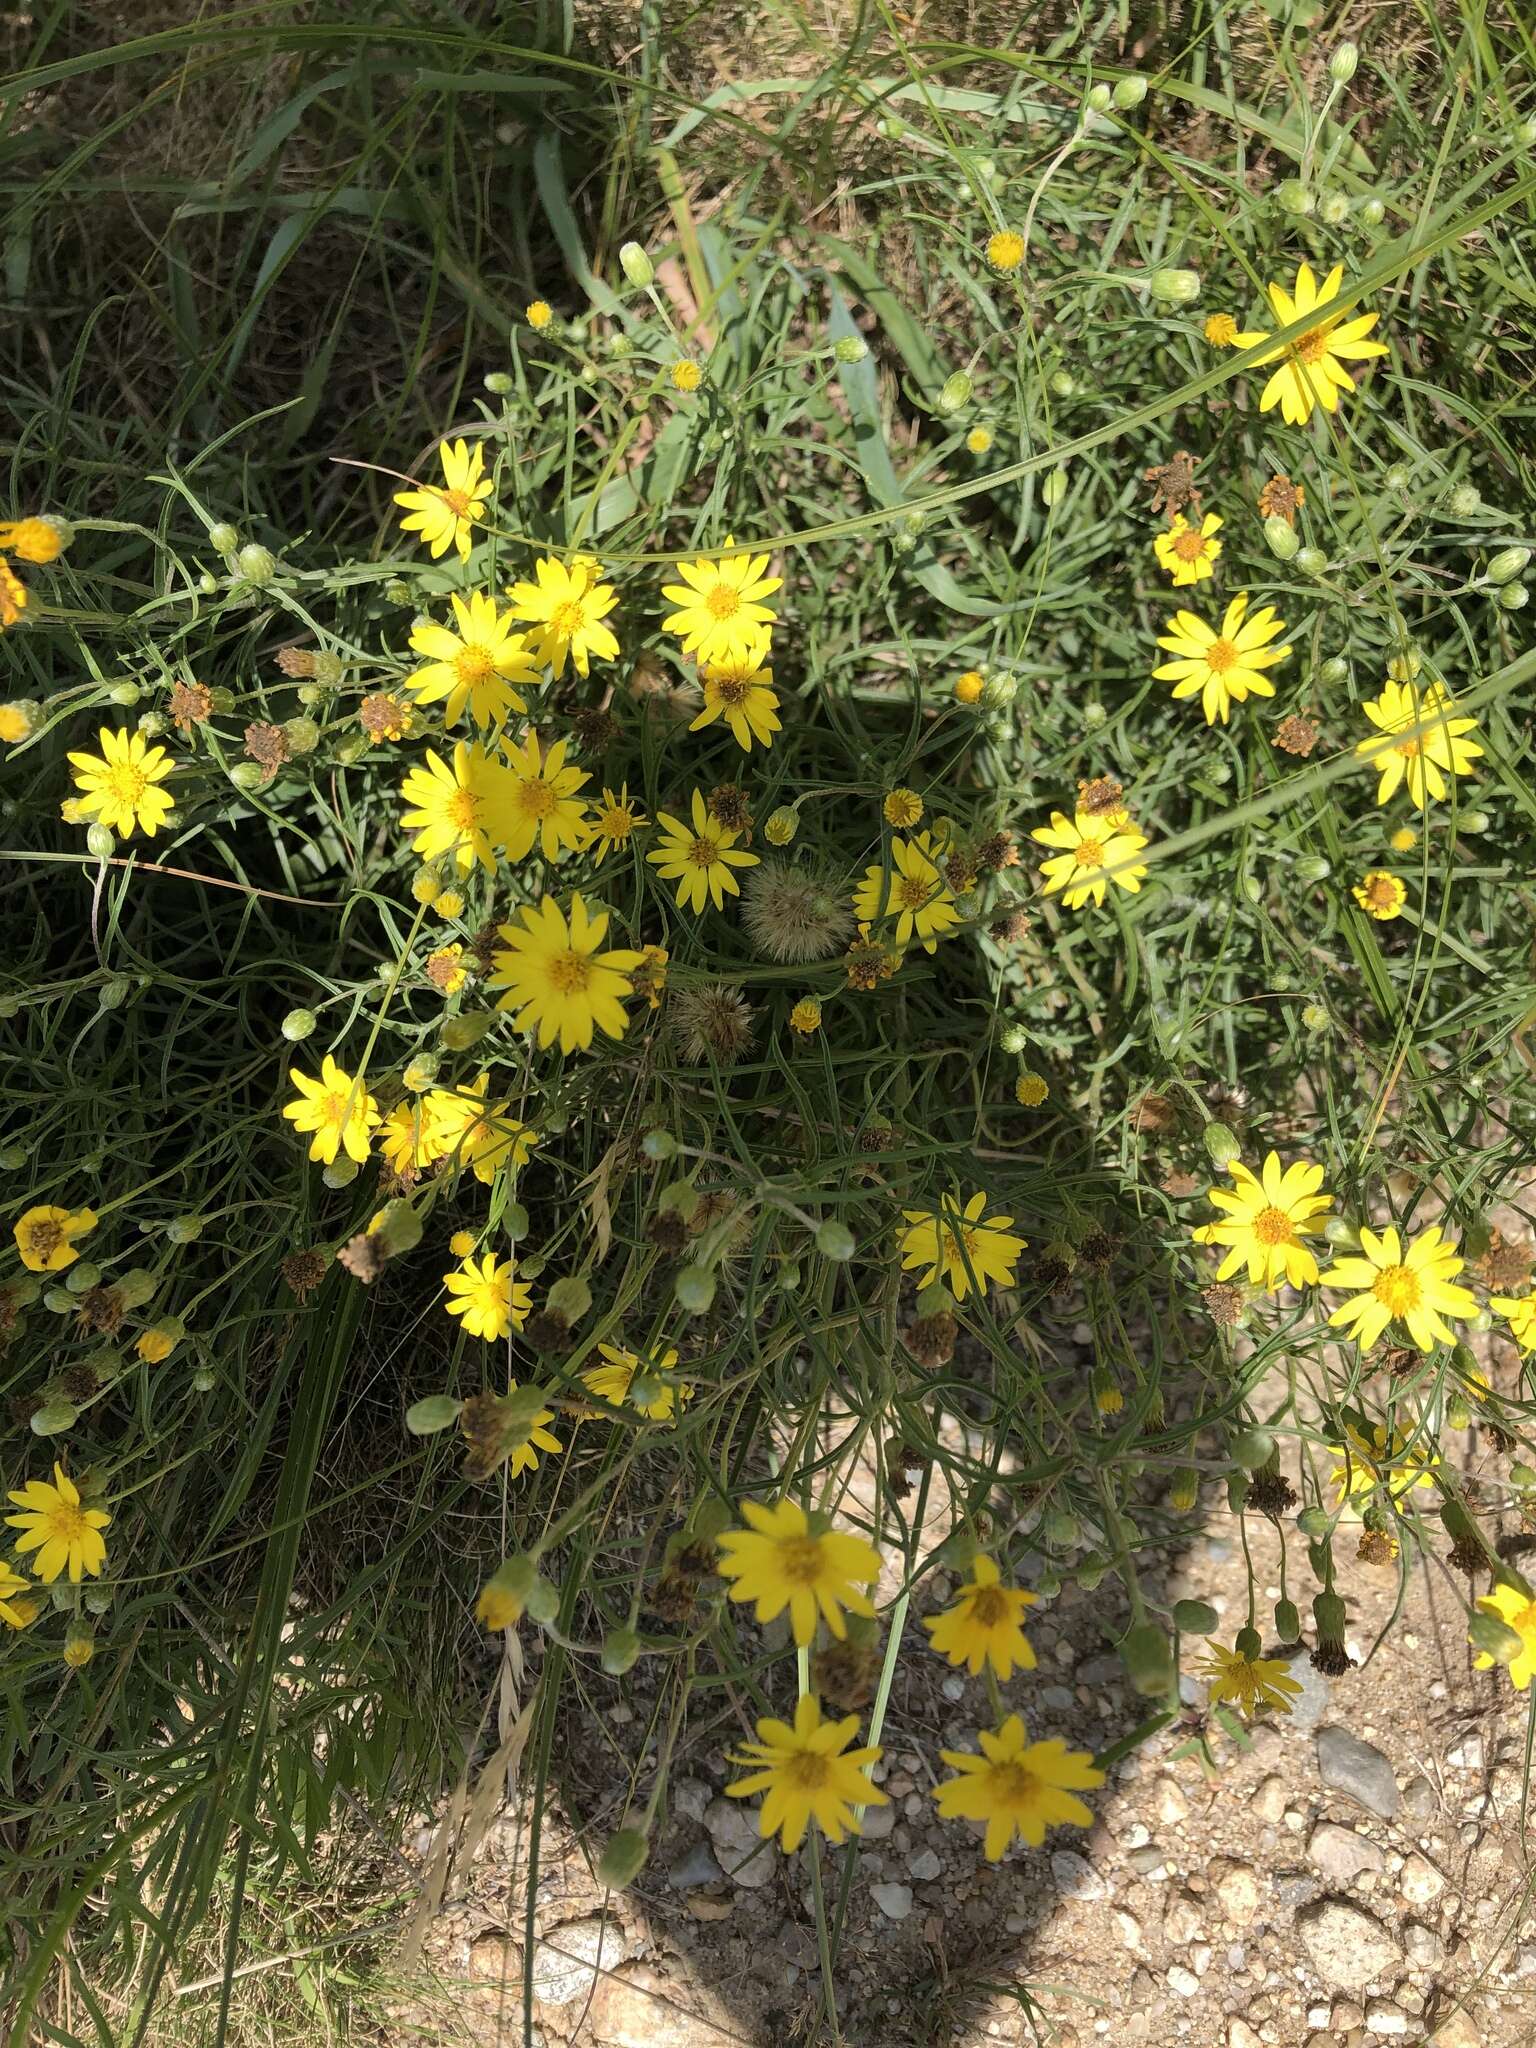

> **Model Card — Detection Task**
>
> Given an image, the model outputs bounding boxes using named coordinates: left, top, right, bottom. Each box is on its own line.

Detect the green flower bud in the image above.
left=1458, top=808, right=1490, bottom=833
left=236, top=543, right=276, bottom=585
left=1498, top=582, right=1529, bottom=611
left=228, top=761, right=266, bottom=793
left=1000, top=1023, right=1028, bottom=1054
left=282, top=715, right=320, bottom=756
left=1319, top=190, right=1350, bottom=226
left=1322, top=1215, right=1358, bottom=1247
left=1120, top=1620, right=1175, bottom=1697
left=165, top=1215, right=204, bottom=1245
left=198, top=571, right=218, bottom=594
left=1357, top=197, right=1385, bottom=227
left=816, top=1219, right=856, bottom=1262
left=1512, top=1462, right=1536, bottom=1491
left=1149, top=267, right=1201, bottom=306
left=116, top=1268, right=157, bottom=1309
left=524, top=1572, right=561, bottom=1624
left=98, top=974, right=134, bottom=1011
left=1468, top=1610, right=1524, bottom=1666
left=281, top=1007, right=317, bottom=1044
left=500, top=1201, right=529, bottom=1242
left=483, top=370, right=514, bottom=395
left=1042, top=466, right=1069, bottom=507
left=1043, top=1509, right=1080, bottom=1549
left=1275, top=178, right=1314, bottom=215
left=83, top=1584, right=113, bottom=1615
left=545, top=1275, right=591, bottom=1325
left=31, top=1400, right=78, bottom=1436
left=1048, top=369, right=1077, bottom=397
left=937, top=371, right=973, bottom=416
left=1264, top=514, right=1301, bottom=561
left=915, top=1281, right=952, bottom=1318
left=1227, top=1474, right=1250, bottom=1513
left=1075, top=1556, right=1107, bottom=1592
left=1313, top=1589, right=1347, bottom=1639
left=1085, top=83, right=1112, bottom=113
left=207, top=522, right=240, bottom=555
left=438, top=1011, right=494, bottom=1050
left=596, top=1827, right=649, bottom=1889
left=1203, top=1121, right=1240, bottom=1169
left=1301, top=1001, right=1330, bottom=1031
left=619, top=241, right=655, bottom=289
left=981, top=671, right=1018, bottom=709
left=1486, top=545, right=1531, bottom=584
left=86, top=823, right=115, bottom=861
left=832, top=335, right=868, bottom=364
left=1318, top=655, right=1349, bottom=685
left=63, top=1261, right=102, bottom=1295
left=1172, top=1597, right=1219, bottom=1634
left=374, top=1201, right=422, bottom=1258
left=1446, top=1392, right=1470, bottom=1431
left=1446, top=484, right=1482, bottom=518
left=1294, top=855, right=1331, bottom=883
left=1328, top=41, right=1358, bottom=83
left=1112, top=74, right=1148, bottom=109
left=322, top=1156, right=360, bottom=1189
left=675, top=1265, right=716, bottom=1313
left=601, top=1626, right=642, bottom=1676
left=642, top=1129, right=677, bottom=1160
left=1082, top=700, right=1106, bottom=728
left=1382, top=462, right=1412, bottom=491
left=1168, top=1467, right=1199, bottom=1511
left=109, top=681, right=142, bottom=707
left=1274, top=1597, right=1302, bottom=1642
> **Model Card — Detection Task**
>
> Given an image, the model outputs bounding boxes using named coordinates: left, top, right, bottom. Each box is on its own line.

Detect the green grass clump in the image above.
left=3, top=4, right=1536, bottom=2040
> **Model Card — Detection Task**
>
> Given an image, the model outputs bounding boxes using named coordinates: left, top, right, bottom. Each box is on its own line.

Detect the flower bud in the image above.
left=31, top=1400, right=78, bottom=1436
left=1294, top=855, right=1331, bottom=883
left=375, top=1200, right=423, bottom=1257
left=228, top=761, right=266, bottom=793
left=86, top=823, right=115, bottom=861
left=236, top=543, right=276, bottom=585
left=1357, top=196, right=1385, bottom=227
left=63, top=1620, right=95, bottom=1668
left=322, top=1155, right=360, bottom=1189
left=476, top=1553, right=536, bottom=1628
left=483, top=371, right=514, bottom=395
left=1318, top=655, right=1349, bottom=685
left=1275, top=178, right=1314, bottom=215
left=1113, top=74, right=1148, bottom=109
left=763, top=806, right=798, bottom=846
left=816, top=1219, right=855, bottom=1261
left=595, top=1827, right=649, bottom=1889
left=438, top=1011, right=494, bottom=1050
left=1328, top=40, right=1358, bottom=83
left=207, top=522, right=240, bottom=555
left=1042, top=466, right=1069, bottom=507
left=1319, top=190, right=1350, bottom=226
left=525, top=1572, right=561, bottom=1624
left=1120, top=1620, right=1175, bottom=1697
left=545, top=1275, right=591, bottom=1326
left=1203, top=1121, right=1240, bottom=1169
left=675, top=1265, right=715, bottom=1313
left=1048, top=369, right=1076, bottom=397
left=936, top=371, right=973, bottom=416
left=1447, top=483, right=1482, bottom=517
left=1458, top=808, right=1490, bottom=833
left=1168, top=1468, right=1199, bottom=1512
left=1230, top=1426, right=1275, bottom=1470
left=1498, top=582, right=1528, bottom=611
left=1000, top=1022, right=1028, bottom=1054
left=982, top=670, right=1018, bottom=709
left=1264, top=514, right=1300, bottom=560
left=832, top=335, right=868, bottom=364
left=1085, top=83, right=1112, bottom=113
left=1486, top=545, right=1531, bottom=584
left=1301, top=1001, right=1330, bottom=1032
left=1274, top=1597, right=1302, bottom=1642
left=1512, top=1462, right=1536, bottom=1491
left=643, top=1128, right=677, bottom=1160
left=110, top=681, right=142, bottom=707
left=283, top=715, right=320, bottom=756
left=619, top=241, right=654, bottom=288
left=1171, top=1597, right=1218, bottom=1635
left=1149, top=267, right=1201, bottom=306
left=1043, top=1508, right=1079, bottom=1549
left=601, top=1626, right=642, bottom=1676
left=280, top=1007, right=318, bottom=1045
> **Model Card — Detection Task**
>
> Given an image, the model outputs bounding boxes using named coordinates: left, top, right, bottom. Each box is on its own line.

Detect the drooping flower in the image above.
left=1472, top=1582, right=1536, bottom=1690
left=898, top=1191, right=1026, bottom=1300
left=1353, top=870, right=1407, bottom=920
left=933, top=1716, right=1104, bottom=1860
left=725, top=1693, right=887, bottom=1853
left=0, top=1559, right=41, bottom=1628
left=648, top=787, right=760, bottom=913
left=399, top=741, right=513, bottom=873
left=1491, top=1293, right=1536, bottom=1353
left=1356, top=677, right=1483, bottom=809
left=580, top=1341, right=689, bottom=1422
left=443, top=1252, right=532, bottom=1341
left=5, top=1463, right=111, bottom=1584
left=852, top=832, right=962, bottom=953
left=923, top=1556, right=1037, bottom=1679
left=0, top=515, right=67, bottom=564
left=66, top=726, right=175, bottom=838
left=691, top=641, right=781, bottom=751
left=13, top=1203, right=97, bottom=1273
left=1325, top=1224, right=1478, bottom=1351
left=1152, top=512, right=1223, bottom=587
left=404, top=592, right=538, bottom=727
left=498, top=731, right=590, bottom=863
left=1153, top=594, right=1292, bottom=725
left=282, top=1056, right=381, bottom=1166
left=428, top=1073, right=538, bottom=1183
left=489, top=892, right=643, bottom=1053
left=1199, top=1634, right=1304, bottom=1716
left=1248, top=261, right=1388, bottom=426
left=1031, top=809, right=1149, bottom=908
left=506, top=555, right=620, bottom=679
left=1190, top=1151, right=1334, bottom=1293
left=716, top=1497, right=881, bottom=1646
left=661, top=538, right=782, bottom=669
left=585, top=785, right=647, bottom=864
left=394, top=438, right=492, bottom=561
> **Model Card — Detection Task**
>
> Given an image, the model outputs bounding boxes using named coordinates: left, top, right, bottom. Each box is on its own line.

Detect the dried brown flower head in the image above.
left=1144, top=451, right=1201, bottom=520
left=59, top=1362, right=101, bottom=1401
left=73, top=1284, right=124, bottom=1336
left=905, top=1311, right=958, bottom=1369
left=243, top=721, right=290, bottom=784
left=169, top=680, right=213, bottom=732
left=672, top=984, right=756, bottom=1064
left=989, top=907, right=1032, bottom=946
left=1257, top=473, right=1305, bottom=526
left=1310, top=1639, right=1354, bottom=1676
left=844, top=932, right=900, bottom=990
left=810, top=1638, right=882, bottom=1711
left=275, top=644, right=319, bottom=678
left=1273, top=714, right=1320, bottom=758
left=1132, top=1090, right=1179, bottom=1134
left=1202, top=1281, right=1245, bottom=1327
left=281, top=1248, right=329, bottom=1300
left=360, top=692, right=412, bottom=741
left=706, top=781, right=752, bottom=835
left=1248, top=1467, right=1298, bottom=1518
left=569, top=704, right=620, bottom=752
left=336, top=1230, right=388, bottom=1284
left=1076, top=775, right=1126, bottom=818
left=647, top=1211, right=689, bottom=1257
left=628, top=944, right=669, bottom=1010
left=1475, top=1229, right=1533, bottom=1295
left=975, top=830, right=1019, bottom=873
left=944, top=847, right=979, bottom=895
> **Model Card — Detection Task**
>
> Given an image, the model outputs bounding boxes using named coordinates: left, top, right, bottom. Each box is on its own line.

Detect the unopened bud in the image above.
left=1203, top=1121, right=1240, bottom=1169
left=1149, top=267, right=1201, bottom=306
left=675, top=1265, right=715, bottom=1313
left=86, top=823, right=115, bottom=860
left=937, top=370, right=973, bottom=416
left=1085, top=83, right=1112, bottom=113
left=236, top=543, right=276, bottom=586
left=619, top=241, right=654, bottom=289
left=601, top=1626, right=642, bottom=1675
left=1112, top=74, right=1148, bottom=109
left=1275, top=178, right=1314, bottom=215
left=816, top=1219, right=855, bottom=1261
left=207, top=522, right=239, bottom=555
left=1487, top=546, right=1532, bottom=584
left=439, top=1011, right=494, bottom=1050
left=1265, top=514, right=1300, bottom=560
left=1172, top=1598, right=1219, bottom=1634
left=1120, top=1620, right=1175, bottom=1697
left=1274, top=1597, right=1302, bottom=1642
left=1328, top=41, right=1358, bottom=83
left=832, top=335, right=868, bottom=364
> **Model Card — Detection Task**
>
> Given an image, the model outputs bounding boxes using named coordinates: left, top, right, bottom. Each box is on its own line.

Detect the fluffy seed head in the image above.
left=671, top=984, right=757, bottom=1064
left=742, top=858, right=855, bottom=963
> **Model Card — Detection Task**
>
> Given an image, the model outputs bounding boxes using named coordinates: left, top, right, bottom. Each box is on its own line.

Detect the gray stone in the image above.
left=1308, top=1821, right=1387, bottom=1886
left=1316, top=1727, right=1401, bottom=1820
left=860, top=1801, right=895, bottom=1841
left=667, top=1838, right=724, bottom=1888
left=871, top=1881, right=913, bottom=1920
left=1127, top=1844, right=1169, bottom=1877
left=1051, top=1849, right=1107, bottom=1900
left=1280, top=1652, right=1333, bottom=1731
left=908, top=1847, right=941, bottom=1882
left=1404, top=1921, right=1445, bottom=1969
left=703, top=1796, right=779, bottom=1888
left=1399, top=1852, right=1444, bottom=1904
left=1400, top=1773, right=1437, bottom=1821
left=1365, top=2000, right=1408, bottom=2035
left=672, top=1777, right=710, bottom=1822
left=1295, top=1898, right=1400, bottom=1988
left=1446, top=1734, right=1485, bottom=1770
left=530, top=1916, right=627, bottom=2004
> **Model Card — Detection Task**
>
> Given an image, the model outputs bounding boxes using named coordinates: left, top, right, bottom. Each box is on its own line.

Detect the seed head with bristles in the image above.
left=671, top=984, right=757, bottom=1064
left=742, top=858, right=855, bottom=964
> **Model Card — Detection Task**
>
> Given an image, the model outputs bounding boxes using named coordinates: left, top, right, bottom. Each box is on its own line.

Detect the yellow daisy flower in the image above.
left=13, top=1203, right=97, bottom=1273
left=427, top=1072, right=537, bottom=1182
left=671, top=358, right=703, bottom=392
left=405, top=592, right=538, bottom=728
left=585, top=785, right=647, bottom=864
left=725, top=1694, right=887, bottom=1854
left=0, top=1558, right=41, bottom=1628
left=1329, top=1420, right=1440, bottom=1509
left=922, top=1555, right=1037, bottom=1679
left=1199, top=1634, right=1304, bottom=1716
left=506, top=555, right=620, bottom=679
left=1153, top=594, right=1292, bottom=725
left=985, top=230, right=1025, bottom=273
left=489, top=892, right=643, bottom=1053
left=0, top=562, right=27, bottom=628
left=1203, top=312, right=1265, bottom=348
left=1325, top=1224, right=1478, bottom=1351
left=399, top=741, right=512, bottom=874
left=580, top=1341, right=689, bottom=1422
left=5, top=1463, right=111, bottom=1584
left=852, top=832, right=961, bottom=952
left=691, top=642, right=782, bottom=751
left=661, top=537, right=782, bottom=669
left=953, top=670, right=985, bottom=705
left=648, top=787, right=760, bottom=913
left=898, top=1190, right=1026, bottom=1300
left=136, top=1325, right=179, bottom=1363
left=1191, top=1151, right=1334, bottom=1293
left=1356, top=676, right=1483, bottom=809
left=883, top=788, right=923, bottom=828
left=282, top=1055, right=381, bottom=1166
left=1248, top=261, right=1388, bottom=426
left=1353, top=870, right=1406, bottom=920
left=499, top=730, right=590, bottom=863
left=526, top=300, right=553, bottom=330
left=1015, top=1072, right=1048, bottom=1107
left=1152, top=512, right=1223, bottom=587
left=1491, top=1293, right=1536, bottom=1353
left=1473, top=1582, right=1536, bottom=1690
left=0, top=516, right=66, bottom=564
left=442, top=1252, right=532, bottom=1341
left=394, top=438, right=491, bottom=561
left=789, top=998, right=822, bottom=1035
left=1031, top=809, right=1149, bottom=908
left=377, top=1098, right=448, bottom=1177
left=66, top=726, right=175, bottom=838
left=933, top=1716, right=1104, bottom=1861
left=716, top=1497, right=881, bottom=1647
